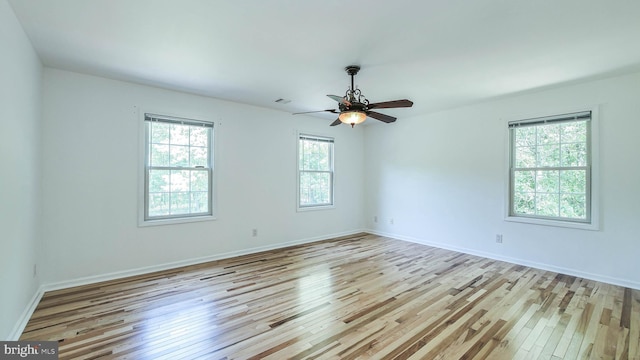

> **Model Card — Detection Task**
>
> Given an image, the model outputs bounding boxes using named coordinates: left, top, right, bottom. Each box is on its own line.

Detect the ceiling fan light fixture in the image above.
left=338, top=110, right=367, bottom=127
left=292, top=65, right=413, bottom=127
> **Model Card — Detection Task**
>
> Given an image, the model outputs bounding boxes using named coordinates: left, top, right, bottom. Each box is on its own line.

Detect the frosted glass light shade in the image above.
left=338, top=111, right=366, bottom=125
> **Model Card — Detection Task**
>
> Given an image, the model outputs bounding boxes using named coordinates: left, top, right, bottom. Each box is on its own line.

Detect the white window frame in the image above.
left=138, top=111, right=216, bottom=227
left=504, top=106, right=599, bottom=230
left=297, top=132, right=335, bottom=211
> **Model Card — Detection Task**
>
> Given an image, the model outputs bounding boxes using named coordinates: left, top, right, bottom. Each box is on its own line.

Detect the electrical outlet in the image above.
left=496, top=234, right=503, bottom=243
left=252, top=229, right=258, bottom=237
left=390, top=218, right=394, bottom=225
left=33, top=264, right=37, bottom=278
left=374, top=216, right=378, bottom=223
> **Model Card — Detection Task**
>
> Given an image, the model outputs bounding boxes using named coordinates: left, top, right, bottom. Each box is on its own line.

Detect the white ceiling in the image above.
left=9, top=0, right=640, bottom=123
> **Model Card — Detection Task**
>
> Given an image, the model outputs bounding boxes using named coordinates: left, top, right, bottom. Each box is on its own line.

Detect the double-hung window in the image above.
left=298, top=134, right=334, bottom=209
left=143, top=113, right=213, bottom=222
left=508, top=111, right=593, bottom=225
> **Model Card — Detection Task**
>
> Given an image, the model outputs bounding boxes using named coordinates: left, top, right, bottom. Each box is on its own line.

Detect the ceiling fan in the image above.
left=293, top=65, right=413, bottom=127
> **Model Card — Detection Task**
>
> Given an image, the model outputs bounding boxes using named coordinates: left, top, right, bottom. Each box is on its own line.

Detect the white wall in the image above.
left=4, top=3, right=638, bottom=337
left=0, top=0, right=43, bottom=340
left=41, top=68, right=364, bottom=285
left=364, top=71, right=640, bottom=289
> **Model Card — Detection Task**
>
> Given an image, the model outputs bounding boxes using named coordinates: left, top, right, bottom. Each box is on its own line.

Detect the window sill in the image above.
left=138, top=214, right=216, bottom=227
left=505, top=215, right=599, bottom=231
left=297, top=204, right=335, bottom=212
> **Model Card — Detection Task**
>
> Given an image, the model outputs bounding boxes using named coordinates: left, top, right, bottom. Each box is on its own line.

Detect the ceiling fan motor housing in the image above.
left=339, top=101, right=367, bottom=112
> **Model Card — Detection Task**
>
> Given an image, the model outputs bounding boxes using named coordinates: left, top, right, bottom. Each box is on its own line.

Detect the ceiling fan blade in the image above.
left=292, top=109, right=337, bottom=115
left=327, top=94, right=351, bottom=106
left=330, top=118, right=342, bottom=126
left=368, top=99, right=413, bottom=109
left=367, top=111, right=397, bottom=123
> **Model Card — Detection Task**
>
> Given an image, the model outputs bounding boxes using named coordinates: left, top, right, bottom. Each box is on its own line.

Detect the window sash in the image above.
left=298, top=134, right=334, bottom=208
left=299, top=170, right=333, bottom=207
left=508, top=112, right=591, bottom=223
left=510, top=167, right=591, bottom=223
left=145, top=168, right=212, bottom=219
left=144, top=114, right=213, bottom=221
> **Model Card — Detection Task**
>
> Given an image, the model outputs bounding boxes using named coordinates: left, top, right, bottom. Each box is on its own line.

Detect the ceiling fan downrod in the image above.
left=343, top=65, right=369, bottom=106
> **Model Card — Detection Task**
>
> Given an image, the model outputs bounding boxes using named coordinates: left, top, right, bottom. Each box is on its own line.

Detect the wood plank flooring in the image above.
left=20, top=233, right=640, bottom=359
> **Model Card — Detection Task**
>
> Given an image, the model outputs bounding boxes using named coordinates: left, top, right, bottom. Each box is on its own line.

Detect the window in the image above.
left=508, top=111, right=593, bottom=225
left=143, top=113, right=213, bottom=222
left=298, top=134, right=334, bottom=209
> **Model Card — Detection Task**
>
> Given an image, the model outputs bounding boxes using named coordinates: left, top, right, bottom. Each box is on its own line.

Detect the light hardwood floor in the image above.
left=21, top=233, right=640, bottom=359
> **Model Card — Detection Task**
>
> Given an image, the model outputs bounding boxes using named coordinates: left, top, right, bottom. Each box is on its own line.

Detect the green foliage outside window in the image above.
left=146, top=120, right=211, bottom=219
left=511, top=119, right=589, bottom=221
left=299, top=136, right=333, bottom=207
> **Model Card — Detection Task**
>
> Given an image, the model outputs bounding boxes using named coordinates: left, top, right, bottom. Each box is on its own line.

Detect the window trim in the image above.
left=296, top=132, right=335, bottom=211
left=504, top=106, right=600, bottom=230
left=137, top=108, right=217, bottom=227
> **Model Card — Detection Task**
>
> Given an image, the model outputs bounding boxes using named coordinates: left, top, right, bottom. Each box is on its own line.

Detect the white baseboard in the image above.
left=367, top=229, right=640, bottom=290
left=10, top=230, right=364, bottom=340
left=18, top=227, right=634, bottom=341
left=8, top=285, right=45, bottom=341
left=43, top=229, right=366, bottom=292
